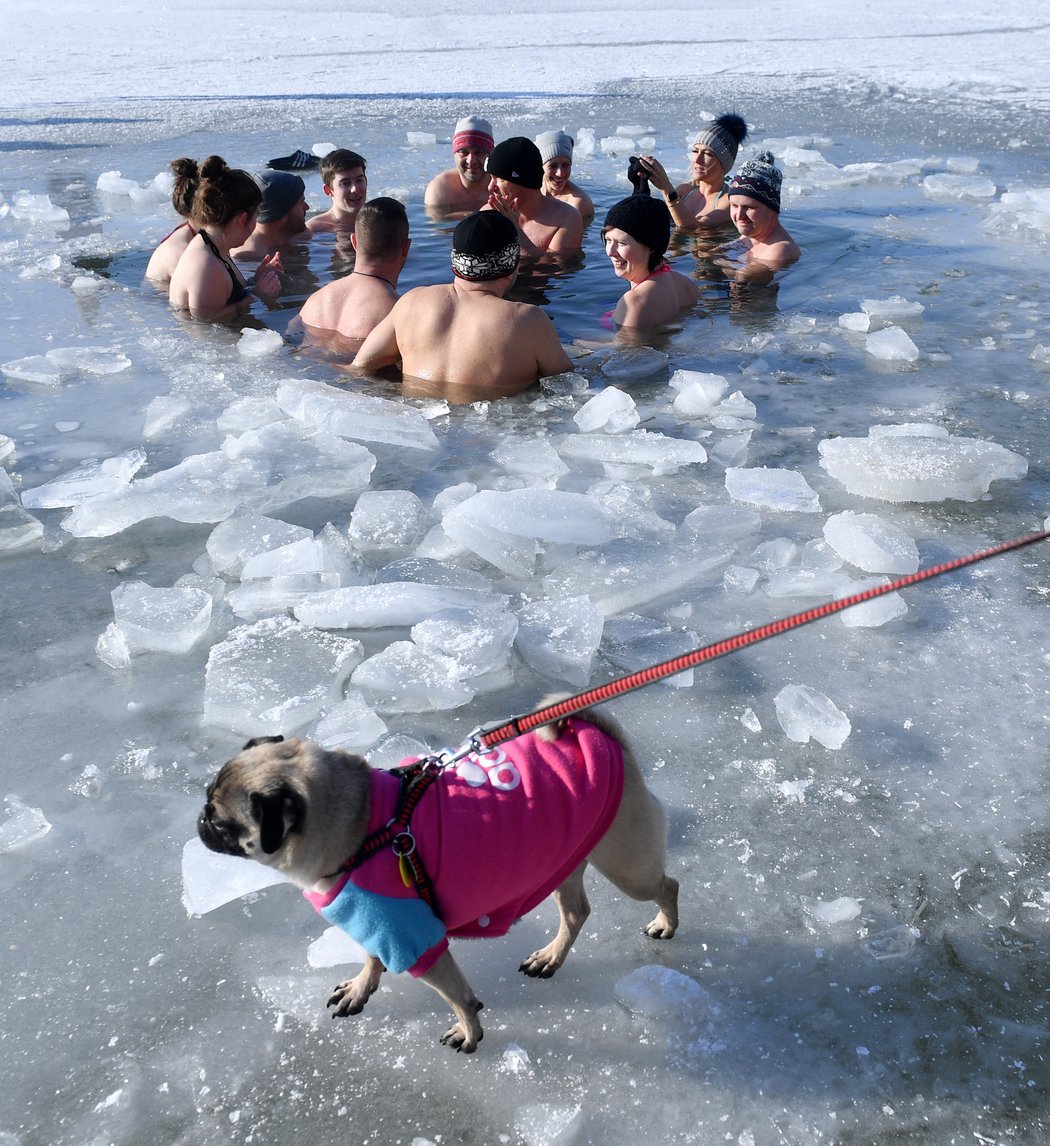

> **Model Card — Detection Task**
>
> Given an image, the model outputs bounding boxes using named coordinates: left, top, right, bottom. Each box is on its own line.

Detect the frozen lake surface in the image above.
left=2, top=5, right=1050, bottom=1145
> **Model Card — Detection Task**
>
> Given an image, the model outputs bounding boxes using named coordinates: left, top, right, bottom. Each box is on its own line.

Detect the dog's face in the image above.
left=198, top=736, right=309, bottom=865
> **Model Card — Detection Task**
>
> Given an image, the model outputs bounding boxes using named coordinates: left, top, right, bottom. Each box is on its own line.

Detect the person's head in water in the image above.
left=353, top=196, right=410, bottom=261
left=690, top=112, right=749, bottom=185
left=452, top=115, right=494, bottom=187
left=190, top=156, right=262, bottom=229
left=728, top=150, right=783, bottom=213
left=602, top=195, right=672, bottom=274
left=320, top=148, right=368, bottom=217
left=253, top=170, right=309, bottom=233
left=535, top=130, right=575, bottom=195
left=169, top=157, right=202, bottom=220
left=450, top=211, right=520, bottom=283
left=485, top=137, right=545, bottom=193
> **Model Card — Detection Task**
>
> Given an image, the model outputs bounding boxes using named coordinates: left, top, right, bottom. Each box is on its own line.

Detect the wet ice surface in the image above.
left=2, top=72, right=1050, bottom=1146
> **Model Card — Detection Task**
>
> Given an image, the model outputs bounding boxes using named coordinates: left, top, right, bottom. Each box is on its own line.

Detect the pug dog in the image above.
left=198, top=703, right=679, bottom=1053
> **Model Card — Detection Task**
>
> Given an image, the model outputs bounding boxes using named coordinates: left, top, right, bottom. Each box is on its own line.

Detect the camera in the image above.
left=627, top=156, right=651, bottom=196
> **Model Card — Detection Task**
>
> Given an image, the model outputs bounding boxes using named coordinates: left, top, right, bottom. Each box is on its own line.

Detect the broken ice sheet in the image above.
left=801, top=896, right=863, bottom=924
left=601, top=613, right=700, bottom=688
left=276, top=377, right=439, bottom=451
left=0, top=795, right=52, bottom=853
left=822, top=510, right=919, bottom=573
left=351, top=641, right=477, bottom=713
left=818, top=424, right=1027, bottom=502
left=554, top=428, right=707, bottom=478
left=181, top=837, right=285, bottom=915
left=20, top=448, right=146, bottom=509
left=110, top=581, right=213, bottom=654
left=515, top=595, right=604, bottom=685
left=573, top=386, right=640, bottom=433
left=725, top=466, right=821, bottom=513
left=774, top=684, right=851, bottom=749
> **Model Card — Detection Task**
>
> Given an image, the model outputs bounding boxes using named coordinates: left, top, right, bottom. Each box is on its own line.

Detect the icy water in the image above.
left=2, top=82, right=1050, bottom=1146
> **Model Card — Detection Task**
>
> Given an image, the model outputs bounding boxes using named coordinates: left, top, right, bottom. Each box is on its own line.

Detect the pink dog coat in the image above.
left=304, top=718, right=624, bottom=976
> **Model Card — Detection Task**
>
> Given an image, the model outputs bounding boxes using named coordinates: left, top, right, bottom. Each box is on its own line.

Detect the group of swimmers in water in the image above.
left=145, top=113, right=801, bottom=396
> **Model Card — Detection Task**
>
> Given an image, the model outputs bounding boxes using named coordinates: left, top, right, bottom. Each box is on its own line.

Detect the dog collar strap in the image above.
left=324, top=764, right=439, bottom=909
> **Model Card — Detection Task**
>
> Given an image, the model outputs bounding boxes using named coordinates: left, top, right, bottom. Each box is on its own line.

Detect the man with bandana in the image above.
left=352, top=212, right=572, bottom=397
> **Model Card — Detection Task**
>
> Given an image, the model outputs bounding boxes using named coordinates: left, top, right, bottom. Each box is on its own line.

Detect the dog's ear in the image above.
left=243, top=735, right=285, bottom=750
left=250, top=786, right=305, bottom=854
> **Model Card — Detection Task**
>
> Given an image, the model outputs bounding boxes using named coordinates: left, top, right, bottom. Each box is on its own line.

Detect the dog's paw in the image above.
left=518, top=945, right=563, bottom=978
left=439, top=1001, right=484, bottom=1053
left=327, top=976, right=375, bottom=1017
left=643, top=913, right=677, bottom=940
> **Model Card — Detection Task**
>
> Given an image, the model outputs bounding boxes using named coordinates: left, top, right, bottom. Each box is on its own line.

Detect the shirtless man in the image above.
left=536, top=130, right=594, bottom=219
left=423, top=116, right=494, bottom=215
left=298, top=198, right=410, bottom=352
left=307, top=149, right=368, bottom=234
left=725, top=151, right=801, bottom=281
left=352, top=211, right=572, bottom=396
left=484, top=136, right=584, bottom=256
left=231, top=171, right=309, bottom=260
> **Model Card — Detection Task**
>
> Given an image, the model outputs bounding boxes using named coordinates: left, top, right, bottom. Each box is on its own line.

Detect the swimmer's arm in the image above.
left=545, top=208, right=585, bottom=254
left=351, top=310, right=401, bottom=373
left=183, top=264, right=252, bottom=322
left=532, top=312, right=574, bottom=377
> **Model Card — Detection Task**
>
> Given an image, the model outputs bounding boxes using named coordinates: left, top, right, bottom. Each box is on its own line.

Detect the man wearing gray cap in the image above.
left=232, top=170, right=310, bottom=260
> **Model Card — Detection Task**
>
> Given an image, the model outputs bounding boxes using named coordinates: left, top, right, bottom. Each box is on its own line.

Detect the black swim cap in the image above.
left=485, top=137, right=544, bottom=190
left=603, top=195, right=672, bottom=258
left=451, top=211, right=520, bottom=281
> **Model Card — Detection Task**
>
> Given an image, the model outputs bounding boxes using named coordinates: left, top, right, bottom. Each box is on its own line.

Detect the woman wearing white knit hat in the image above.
left=535, top=129, right=594, bottom=219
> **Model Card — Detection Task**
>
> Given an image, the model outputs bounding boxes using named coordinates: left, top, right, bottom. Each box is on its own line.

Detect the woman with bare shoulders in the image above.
left=145, top=157, right=203, bottom=285
left=637, top=113, right=749, bottom=231
left=602, top=195, right=699, bottom=330
left=168, top=156, right=282, bottom=322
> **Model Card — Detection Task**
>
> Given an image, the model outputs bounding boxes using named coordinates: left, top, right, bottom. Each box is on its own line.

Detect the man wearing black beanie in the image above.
left=353, top=211, right=572, bottom=396
left=484, top=136, right=584, bottom=256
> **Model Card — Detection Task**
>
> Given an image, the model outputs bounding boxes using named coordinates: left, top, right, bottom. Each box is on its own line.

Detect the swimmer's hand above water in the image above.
left=253, top=251, right=283, bottom=307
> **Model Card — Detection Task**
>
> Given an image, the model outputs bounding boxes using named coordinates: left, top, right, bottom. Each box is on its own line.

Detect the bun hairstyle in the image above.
left=169, top=157, right=200, bottom=219
left=190, top=155, right=262, bottom=228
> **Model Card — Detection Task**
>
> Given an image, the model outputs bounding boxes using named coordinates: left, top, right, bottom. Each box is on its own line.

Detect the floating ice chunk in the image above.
left=10, top=190, right=69, bottom=227
left=514, top=1105, right=584, bottom=1146
left=614, top=964, right=718, bottom=1021
left=822, top=511, right=919, bottom=573
left=1, top=354, right=62, bottom=384
left=96, top=169, right=144, bottom=195
left=64, top=422, right=376, bottom=537
left=1031, top=344, right=1050, bottom=365
left=405, top=131, right=437, bottom=146
left=70, top=274, right=103, bottom=294
left=502, top=1043, right=531, bottom=1075
left=601, top=614, right=699, bottom=688
left=836, top=576, right=908, bottom=628
left=411, top=606, right=518, bottom=685
left=143, top=394, right=193, bottom=438
left=515, top=596, right=604, bottom=685
left=923, top=173, right=996, bottom=199
left=802, top=896, right=863, bottom=924
left=96, top=622, right=131, bottom=669
left=376, top=556, right=494, bottom=592
left=819, top=426, right=1027, bottom=502
left=573, top=387, right=640, bottom=433
left=296, top=581, right=507, bottom=629
left=600, top=134, right=639, bottom=154
left=574, top=127, right=596, bottom=158
left=46, top=346, right=132, bottom=375
left=946, top=156, right=981, bottom=174
left=866, top=326, right=920, bottom=362
left=0, top=501, right=44, bottom=552
left=545, top=537, right=730, bottom=617
left=21, top=448, right=146, bottom=508
left=307, top=926, right=369, bottom=969
left=442, top=489, right=618, bottom=578
left=0, top=435, right=14, bottom=461
left=555, top=429, right=706, bottom=477
left=276, top=378, right=439, bottom=451
left=800, top=538, right=842, bottom=572
left=311, top=689, right=388, bottom=753
left=351, top=642, right=476, bottom=713
left=860, top=296, right=925, bottom=321
left=680, top=504, right=762, bottom=546
left=725, top=466, right=820, bottom=513
left=490, top=435, right=569, bottom=485
left=241, top=524, right=363, bottom=584
left=203, top=616, right=363, bottom=736
left=111, top=581, right=213, bottom=654
left=0, top=796, right=52, bottom=853
left=749, top=537, right=800, bottom=570
left=838, top=312, right=871, bottom=333
left=864, top=924, right=920, bottom=960
left=313, top=141, right=337, bottom=157
left=226, top=573, right=344, bottom=622
left=347, top=489, right=426, bottom=560
left=587, top=479, right=675, bottom=540
left=774, top=684, right=851, bottom=749
left=367, top=732, right=433, bottom=771
left=181, top=837, right=286, bottom=915
left=600, top=346, right=667, bottom=381
left=724, top=564, right=760, bottom=592
left=765, top=567, right=851, bottom=599
left=740, top=707, right=762, bottom=732
left=238, top=328, right=285, bottom=357
left=712, top=391, right=758, bottom=424
left=669, top=369, right=730, bottom=416
left=217, top=392, right=286, bottom=433
left=206, top=509, right=313, bottom=579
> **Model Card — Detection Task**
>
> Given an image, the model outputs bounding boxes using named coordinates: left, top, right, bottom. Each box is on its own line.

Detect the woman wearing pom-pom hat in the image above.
left=637, top=112, right=749, bottom=230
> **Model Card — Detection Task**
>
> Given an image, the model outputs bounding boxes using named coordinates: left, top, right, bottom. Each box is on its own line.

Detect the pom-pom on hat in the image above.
left=451, top=211, right=520, bottom=281
left=728, top=151, right=783, bottom=213
left=602, top=195, right=672, bottom=259
left=485, top=137, right=545, bottom=190
left=535, top=130, right=574, bottom=165
left=253, top=171, right=306, bottom=222
left=692, top=112, right=749, bottom=174
left=452, top=115, right=494, bottom=153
